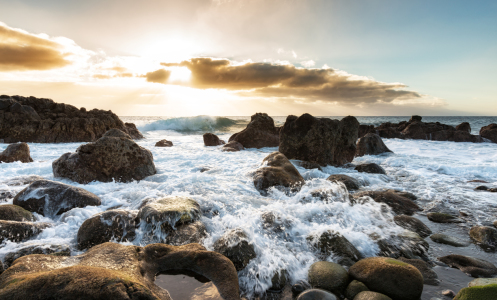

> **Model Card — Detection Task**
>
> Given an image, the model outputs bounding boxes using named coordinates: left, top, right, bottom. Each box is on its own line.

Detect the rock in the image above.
left=468, top=278, right=497, bottom=287
left=394, top=215, right=432, bottom=238
left=0, top=242, right=240, bottom=300
left=0, top=143, right=33, bottom=163
left=326, top=174, right=360, bottom=191
left=296, top=289, right=337, bottom=300
left=307, top=230, right=363, bottom=263
left=345, top=280, right=369, bottom=300
left=292, top=280, right=312, bottom=296
left=279, top=114, right=359, bottom=166
left=386, top=190, right=418, bottom=201
left=2, top=175, right=44, bottom=186
left=155, top=139, right=173, bottom=147
left=456, top=122, right=471, bottom=133
left=308, top=261, right=349, bottom=296
left=397, top=257, right=439, bottom=286
left=494, top=220, right=497, bottom=228
left=102, top=128, right=131, bottom=139
left=353, top=191, right=421, bottom=215
left=480, top=123, right=497, bottom=143
left=427, top=212, right=464, bottom=223
left=442, top=289, right=456, bottom=297
left=410, top=115, right=422, bottom=122
left=358, top=124, right=375, bottom=138
left=228, top=113, right=279, bottom=148
left=253, top=152, right=304, bottom=195
left=375, top=230, right=429, bottom=260
left=355, top=133, right=392, bottom=157
left=13, top=180, right=101, bottom=216
left=3, top=245, right=70, bottom=268
left=438, top=255, right=497, bottom=277
left=354, top=291, right=392, bottom=300
left=222, top=141, right=244, bottom=152
left=0, top=204, right=35, bottom=221
left=203, top=133, right=225, bottom=146
left=213, top=228, right=257, bottom=271
left=0, top=95, right=143, bottom=143
left=53, top=131, right=156, bottom=183
left=430, top=233, right=470, bottom=247
left=354, top=163, right=386, bottom=175
left=299, top=161, right=323, bottom=170
left=454, top=284, right=497, bottom=300
left=164, top=221, right=207, bottom=246
left=0, top=220, right=50, bottom=243
left=349, top=257, right=423, bottom=300
left=77, top=210, right=137, bottom=250
left=469, top=226, right=497, bottom=251
left=269, top=269, right=287, bottom=291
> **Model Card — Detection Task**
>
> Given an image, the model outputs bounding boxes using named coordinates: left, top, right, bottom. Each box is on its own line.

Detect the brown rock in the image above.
left=480, top=123, right=497, bottom=143
left=354, top=163, right=386, bottom=175
left=0, top=220, right=50, bottom=243
left=203, top=133, right=225, bottom=146
left=456, top=122, right=471, bottom=133
left=469, top=226, right=497, bottom=251
left=356, top=133, right=392, bottom=157
left=398, top=257, right=439, bottom=286
left=155, top=139, right=173, bottom=147
left=228, top=113, right=279, bottom=148
left=326, top=174, right=360, bottom=191
left=438, top=254, right=497, bottom=277
left=253, top=152, right=304, bottom=195
left=213, top=229, right=256, bottom=271
left=393, top=215, right=432, bottom=238
left=0, top=143, right=33, bottom=163
left=353, top=191, right=421, bottom=215
left=0, top=204, right=35, bottom=221
left=222, top=141, right=244, bottom=152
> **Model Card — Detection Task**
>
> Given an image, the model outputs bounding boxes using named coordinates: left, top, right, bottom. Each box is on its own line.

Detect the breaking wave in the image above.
left=138, top=116, right=242, bottom=132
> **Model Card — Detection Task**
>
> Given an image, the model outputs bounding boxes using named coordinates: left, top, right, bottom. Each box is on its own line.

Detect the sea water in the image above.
left=0, top=115, right=496, bottom=298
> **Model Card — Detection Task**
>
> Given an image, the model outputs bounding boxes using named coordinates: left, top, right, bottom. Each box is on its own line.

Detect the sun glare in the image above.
left=168, top=66, right=191, bottom=82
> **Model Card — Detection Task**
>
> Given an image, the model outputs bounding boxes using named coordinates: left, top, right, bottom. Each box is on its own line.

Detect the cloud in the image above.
left=158, top=57, right=422, bottom=104
left=144, top=69, right=171, bottom=83
left=0, top=22, right=71, bottom=71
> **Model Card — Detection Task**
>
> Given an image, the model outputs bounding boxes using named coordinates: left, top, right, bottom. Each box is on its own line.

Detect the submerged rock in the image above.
left=0, top=204, right=35, bottom=221
left=13, top=180, right=101, bottom=216
left=279, top=114, right=359, bottom=166
left=397, top=257, right=439, bottom=286
left=155, top=139, right=173, bottom=147
left=349, top=257, right=423, bottom=300
left=53, top=130, right=156, bottom=183
left=307, top=230, right=363, bottom=263
left=213, top=229, right=256, bottom=271
left=77, top=210, right=137, bottom=250
left=438, top=254, right=497, bottom=277
left=3, top=245, right=70, bottom=268
left=0, top=220, right=50, bottom=243
left=480, top=123, right=497, bottom=143
left=0, top=143, right=33, bottom=163
left=469, top=226, right=497, bottom=251
left=253, top=152, right=304, bottom=195
left=203, top=133, right=225, bottom=146
left=308, top=261, right=349, bottom=296
left=354, top=163, right=386, bottom=175
left=0, top=242, right=240, bottom=300
left=430, top=233, right=470, bottom=247
left=222, top=141, right=244, bottom=152
left=355, top=133, right=392, bottom=157
left=393, top=215, right=432, bottom=238
left=228, top=113, right=279, bottom=148
left=326, top=174, right=360, bottom=191
left=353, top=191, right=421, bottom=215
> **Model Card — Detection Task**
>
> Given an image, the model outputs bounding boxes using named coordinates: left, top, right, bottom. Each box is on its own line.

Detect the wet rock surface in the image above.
left=353, top=191, right=421, bottom=215
left=223, top=140, right=245, bottom=152
left=3, top=245, right=70, bottom=268
left=0, top=220, right=51, bottom=243
left=203, top=133, right=225, bottom=146
left=354, top=291, right=392, bottom=300
left=213, top=228, right=257, bottom=271
left=394, top=215, right=432, bottom=238
left=479, top=123, right=497, bottom=143
left=355, top=133, right=392, bottom=157
left=430, top=233, right=470, bottom=247
left=345, top=280, right=369, bottom=300
left=397, top=257, right=439, bottom=286
left=0, top=142, right=33, bottom=163
left=155, top=139, right=173, bottom=147
left=307, top=230, right=363, bottom=263
left=326, top=174, right=360, bottom=191
left=253, top=152, right=304, bottom=195
left=354, top=163, right=386, bottom=174
left=229, top=113, right=279, bottom=148
left=164, top=220, right=207, bottom=246
left=438, top=254, right=497, bottom=277
left=296, top=289, right=337, bottom=300
left=427, top=212, right=464, bottom=223
left=469, top=226, right=497, bottom=251
left=308, top=261, right=349, bottom=296
left=0, top=204, right=35, bottom=221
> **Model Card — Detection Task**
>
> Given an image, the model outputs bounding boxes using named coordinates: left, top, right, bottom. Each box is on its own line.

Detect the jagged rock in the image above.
left=203, top=133, right=225, bottom=146
left=469, top=226, right=497, bottom=251
left=358, top=124, right=375, bottom=138
left=213, top=228, right=256, bottom=271
left=394, top=215, right=432, bottom=238
left=354, top=291, right=392, bottom=300
left=308, top=261, right=349, bottom=296
left=0, top=143, right=33, bottom=163
left=307, top=230, right=363, bottom=263
left=222, top=141, right=244, bottom=152
left=0, top=204, right=35, bottom=221
left=0, top=220, right=50, bottom=243
left=353, top=191, right=421, bottom=215
left=430, top=233, right=470, bottom=247
left=354, top=163, right=386, bottom=175
left=438, top=254, right=497, bottom=277
left=102, top=128, right=131, bottom=139
left=410, top=115, right=422, bottom=122
left=164, top=221, right=207, bottom=246
left=253, top=152, right=304, bottom=195
left=480, top=123, right=497, bottom=143
left=345, top=280, right=369, bottom=300
left=228, top=113, right=279, bottom=148
left=279, top=114, right=359, bottom=166
left=297, top=289, right=337, bottom=300
left=427, top=212, right=464, bottom=223
left=349, top=257, right=423, bottom=300
left=326, top=174, right=360, bottom=191
left=397, top=257, right=439, bottom=286
left=0, top=95, right=143, bottom=143
left=53, top=131, right=156, bottom=183
left=355, top=133, right=392, bottom=157
left=77, top=210, right=137, bottom=250
left=3, top=245, right=70, bottom=268
left=155, top=139, right=173, bottom=147
left=13, top=180, right=101, bottom=216
left=456, top=122, right=471, bottom=133
left=0, top=242, right=240, bottom=300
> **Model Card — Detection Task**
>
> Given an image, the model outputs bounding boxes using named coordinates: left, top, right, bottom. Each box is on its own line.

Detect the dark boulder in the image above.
left=308, top=261, right=349, bottom=296
left=253, top=152, right=304, bottom=195
left=397, top=257, right=439, bottom=286
left=307, top=230, right=363, bottom=263
left=354, top=291, right=392, bottom=300
left=222, top=141, right=244, bottom=152
left=299, top=161, right=323, bottom=170
left=409, top=115, right=422, bottom=122
left=0, top=204, right=35, bottom=221
left=77, top=210, right=137, bottom=250
left=279, top=114, right=359, bottom=166
left=355, top=133, right=392, bottom=157
left=203, top=133, right=225, bottom=146
left=3, top=245, right=70, bottom=269
left=354, top=163, right=386, bottom=175
left=326, top=174, right=360, bottom=191
left=213, top=228, right=256, bottom=271
left=0, top=220, right=50, bottom=243
left=469, top=226, right=497, bottom=251
left=438, top=254, right=497, bottom=277
left=102, top=128, right=131, bottom=139
left=53, top=131, right=156, bottom=183
left=480, top=123, right=497, bottom=143
left=0, top=95, right=143, bottom=143
left=393, top=215, right=432, bottom=238
left=358, top=124, right=375, bottom=138
left=374, top=231, right=429, bottom=260
left=155, top=139, right=173, bottom=147
left=164, top=221, right=207, bottom=246
left=456, top=122, right=471, bottom=133
left=228, top=113, right=279, bottom=148
left=13, top=180, right=101, bottom=216
left=353, top=191, right=421, bottom=215
left=0, top=143, right=33, bottom=163
left=345, top=280, right=369, bottom=300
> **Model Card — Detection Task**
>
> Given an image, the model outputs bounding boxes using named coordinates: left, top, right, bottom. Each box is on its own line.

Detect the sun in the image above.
left=168, top=66, right=191, bottom=82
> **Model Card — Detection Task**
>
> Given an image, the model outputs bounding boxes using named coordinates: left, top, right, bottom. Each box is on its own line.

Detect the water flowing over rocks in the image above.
left=155, top=139, right=173, bottom=147
left=3, top=245, right=70, bottom=269
left=203, top=133, right=225, bottom=146
left=0, top=95, right=143, bottom=143
left=393, top=215, right=432, bottom=238
left=279, top=114, right=359, bottom=166
left=0, top=220, right=50, bottom=243
left=213, top=228, right=257, bottom=272
left=164, top=221, right=207, bottom=246
left=228, top=113, right=279, bottom=148
left=326, top=174, right=360, bottom=191
left=52, top=129, right=156, bottom=183
left=307, top=230, right=363, bottom=264
left=0, top=242, right=241, bottom=300
left=13, top=179, right=101, bottom=216
left=0, top=142, right=33, bottom=163
left=354, top=163, right=386, bottom=174
left=438, top=254, right=497, bottom=277
left=253, top=152, right=304, bottom=195
left=222, top=140, right=245, bottom=152
left=353, top=190, right=421, bottom=215
left=355, top=133, right=392, bottom=157
left=374, top=230, right=429, bottom=260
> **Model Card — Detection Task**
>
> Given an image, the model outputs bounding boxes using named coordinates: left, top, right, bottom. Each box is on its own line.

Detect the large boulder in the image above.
left=164, top=221, right=207, bottom=246
left=438, top=254, right=497, bottom=277
left=480, top=123, right=497, bottom=143
left=213, top=229, right=257, bottom=271
left=203, top=133, right=225, bottom=146
left=349, top=257, right=423, bottom=300
left=0, top=204, right=35, bottom=221
left=355, top=133, right=392, bottom=157
left=228, top=113, right=279, bottom=148
left=13, top=180, right=101, bottom=216
left=77, top=210, right=137, bottom=250
left=469, top=226, right=497, bottom=251
left=53, top=130, right=156, bottom=183
left=253, top=152, right=304, bottom=195
left=279, top=114, right=359, bottom=166
left=0, top=95, right=143, bottom=143
left=0, top=242, right=240, bottom=300
left=393, top=215, right=432, bottom=238
left=326, top=174, right=360, bottom=191
left=456, top=122, right=471, bottom=133
left=308, top=261, right=349, bottom=296
left=0, top=143, right=33, bottom=163
left=0, top=220, right=50, bottom=243
left=345, top=280, right=369, bottom=300
left=397, top=257, right=439, bottom=286
left=353, top=191, right=421, bottom=215
left=374, top=230, right=429, bottom=260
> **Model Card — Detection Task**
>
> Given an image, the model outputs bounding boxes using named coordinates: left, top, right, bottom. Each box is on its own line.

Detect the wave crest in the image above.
left=138, top=116, right=241, bottom=132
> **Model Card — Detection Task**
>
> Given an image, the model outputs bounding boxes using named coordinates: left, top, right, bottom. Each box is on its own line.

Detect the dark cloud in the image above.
left=159, top=57, right=421, bottom=104
left=144, top=69, right=171, bottom=84
left=0, top=23, right=70, bottom=71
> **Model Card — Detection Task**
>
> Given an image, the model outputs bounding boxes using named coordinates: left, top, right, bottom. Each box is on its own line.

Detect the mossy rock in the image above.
left=345, top=280, right=369, bottom=300
left=354, top=291, right=392, bottom=300
left=0, top=205, right=35, bottom=221
left=308, top=261, right=349, bottom=296
left=454, top=284, right=497, bottom=300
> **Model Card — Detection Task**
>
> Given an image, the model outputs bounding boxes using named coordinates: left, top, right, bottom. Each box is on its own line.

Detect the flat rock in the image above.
left=438, top=254, right=497, bottom=277
left=394, top=215, right=432, bottom=238
left=427, top=212, right=464, bottom=223
left=3, top=245, right=70, bottom=268
left=353, top=191, right=421, bottom=215
left=430, top=233, right=470, bottom=247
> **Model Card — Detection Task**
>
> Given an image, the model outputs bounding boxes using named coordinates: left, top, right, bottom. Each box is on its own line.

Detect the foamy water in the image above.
left=0, top=115, right=496, bottom=298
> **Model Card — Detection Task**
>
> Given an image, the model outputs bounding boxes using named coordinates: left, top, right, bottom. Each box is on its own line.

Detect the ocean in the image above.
left=1, top=115, right=497, bottom=299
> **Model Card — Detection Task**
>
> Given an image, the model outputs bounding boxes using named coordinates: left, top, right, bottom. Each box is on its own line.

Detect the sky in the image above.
left=0, top=0, right=496, bottom=116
